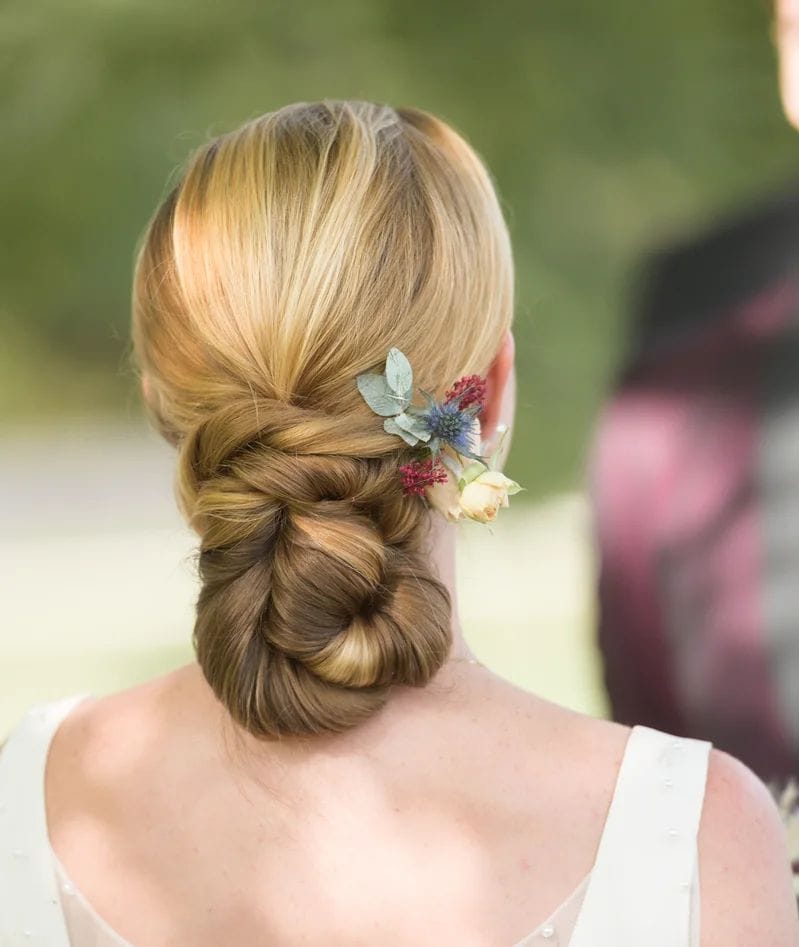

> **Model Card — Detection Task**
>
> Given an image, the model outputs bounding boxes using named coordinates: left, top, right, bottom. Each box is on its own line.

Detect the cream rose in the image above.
left=458, top=470, right=521, bottom=523
left=426, top=469, right=464, bottom=522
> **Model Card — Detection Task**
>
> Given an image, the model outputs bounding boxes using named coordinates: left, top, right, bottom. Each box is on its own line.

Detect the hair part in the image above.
left=132, top=100, right=513, bottom=736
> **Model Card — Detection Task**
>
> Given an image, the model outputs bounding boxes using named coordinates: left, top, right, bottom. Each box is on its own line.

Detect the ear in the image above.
left=480, top=330, right=515, bottom=437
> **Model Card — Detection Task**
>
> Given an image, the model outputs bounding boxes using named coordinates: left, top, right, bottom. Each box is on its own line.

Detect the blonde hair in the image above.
left=132, top=101, right=513, bottom=736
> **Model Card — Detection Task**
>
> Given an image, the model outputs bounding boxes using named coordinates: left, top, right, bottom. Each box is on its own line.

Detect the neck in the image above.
left=179, top=512, right=484, bottom=762
left=426, top=511, right=480, bottom=665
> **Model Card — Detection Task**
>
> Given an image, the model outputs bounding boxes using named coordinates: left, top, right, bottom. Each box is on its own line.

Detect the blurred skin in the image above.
left=480, top=330, right=516, bottom=463
left=776, top=0, right=799, bottom=126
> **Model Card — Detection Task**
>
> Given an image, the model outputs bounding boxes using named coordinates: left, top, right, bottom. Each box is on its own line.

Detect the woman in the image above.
left=0, top=101, right=795, bottom=946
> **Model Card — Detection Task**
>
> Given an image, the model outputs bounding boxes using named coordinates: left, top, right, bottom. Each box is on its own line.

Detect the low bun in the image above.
left=183, top=396, right=451, bottom=735
left=132, top=101, right=513, bottom=737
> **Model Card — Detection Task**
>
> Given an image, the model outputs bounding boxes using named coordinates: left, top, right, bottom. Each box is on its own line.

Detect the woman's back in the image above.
left=45, top=666, right=625, bottom=945
left=3, top=662, right=794, bottom=946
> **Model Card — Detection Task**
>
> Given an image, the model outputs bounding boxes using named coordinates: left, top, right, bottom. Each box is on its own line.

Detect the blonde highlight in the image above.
left=132, top=100, right=513, bottom=736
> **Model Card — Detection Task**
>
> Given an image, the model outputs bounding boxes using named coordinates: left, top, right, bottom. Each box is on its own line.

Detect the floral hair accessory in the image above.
left=356, top=348, right=522, bottom=523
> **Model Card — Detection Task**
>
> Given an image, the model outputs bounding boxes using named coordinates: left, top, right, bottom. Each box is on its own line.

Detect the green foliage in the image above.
left=385, top=347, right=413, bottom=401
left=383, top=416, right=420, bottom=446
left=392, top=412, right=431, bottom=443
left=356, top=373, right=406, bottom=416
left=1, top=0, right=797, bottom=495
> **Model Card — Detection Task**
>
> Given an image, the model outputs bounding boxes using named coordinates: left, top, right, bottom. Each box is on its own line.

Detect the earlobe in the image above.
left=481, top=330, right=515, bottom=437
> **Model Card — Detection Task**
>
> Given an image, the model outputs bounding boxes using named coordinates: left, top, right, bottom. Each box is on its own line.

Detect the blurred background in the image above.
left=2, top=0, right=796, bottom=736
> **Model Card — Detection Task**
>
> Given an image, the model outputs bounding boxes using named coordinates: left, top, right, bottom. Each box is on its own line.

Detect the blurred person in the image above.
left=0, top=102, right=795, bottom=946
left=593, top=0, right=799, bottom=784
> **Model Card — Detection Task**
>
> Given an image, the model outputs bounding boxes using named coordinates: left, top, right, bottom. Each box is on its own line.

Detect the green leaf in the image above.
left=383, top=416, right=420, bottom=446
left=393, top=411, right=431, bottom=442
left=460, top=460, right=487, bottom=486
left=505, top=480, right=523, bottom=496
left=356, top=373, right=408, bottom=416
left=385, top=348, right=413, bottom=399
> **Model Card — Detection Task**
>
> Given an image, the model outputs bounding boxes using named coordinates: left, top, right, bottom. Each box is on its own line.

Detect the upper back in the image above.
left=1, top=664, right=796, bottom=946
left=37, top=666, right=627, bottom=944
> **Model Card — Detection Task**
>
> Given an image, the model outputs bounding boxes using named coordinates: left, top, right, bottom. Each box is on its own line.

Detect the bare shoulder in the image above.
left=488, top=675, right=632, bottom=767
left=479, top=675, right=634, bottom=816
left=45, top=667, right=202, bottom=834
left=698, top=748, right=798, bottom=946
left=49, top=676, right=169, bottom=776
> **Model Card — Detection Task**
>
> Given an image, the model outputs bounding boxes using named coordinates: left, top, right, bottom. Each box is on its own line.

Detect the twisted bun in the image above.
left=132, top=101, right=513, bottom=735
left=181, top=397, right=450, bottom=734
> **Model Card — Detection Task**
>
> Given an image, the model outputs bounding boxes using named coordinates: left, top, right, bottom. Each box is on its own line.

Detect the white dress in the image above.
left=0, top=695, right=711, bottom=947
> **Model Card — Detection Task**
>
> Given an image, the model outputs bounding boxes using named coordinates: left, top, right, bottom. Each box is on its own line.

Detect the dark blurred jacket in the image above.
left=592, top=182, right=799, bottom=781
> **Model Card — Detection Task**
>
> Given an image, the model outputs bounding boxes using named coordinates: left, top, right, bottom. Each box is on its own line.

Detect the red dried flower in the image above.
left=399, top=458, right=449, bottom=496
left=445, top=374, right=487, bottom=413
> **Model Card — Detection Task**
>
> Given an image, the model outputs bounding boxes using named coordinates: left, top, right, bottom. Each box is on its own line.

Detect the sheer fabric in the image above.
left=52, top=853, right=590, bottom=946
left=0, top=695, right=710, bottom=946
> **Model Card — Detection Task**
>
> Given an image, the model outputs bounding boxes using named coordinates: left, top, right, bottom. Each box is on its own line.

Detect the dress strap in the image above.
left=0, top=695, right=90, bottom=947
left=569, top=726, right=711, bottom=947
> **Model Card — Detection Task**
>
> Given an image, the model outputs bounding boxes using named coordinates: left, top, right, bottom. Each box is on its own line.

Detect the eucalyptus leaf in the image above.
left=356, top=373, right=408, bottom=416
left=383, top=416, right=420, bottom=446
left=385, top=348, right=413, bottom=399
left=505, top=480, right=523, bottom=495
left=394, top=411, right=431, bottom=442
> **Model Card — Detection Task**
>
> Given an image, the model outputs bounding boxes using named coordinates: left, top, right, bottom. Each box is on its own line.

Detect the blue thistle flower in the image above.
left=421, top=400, right=478, bottom=455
